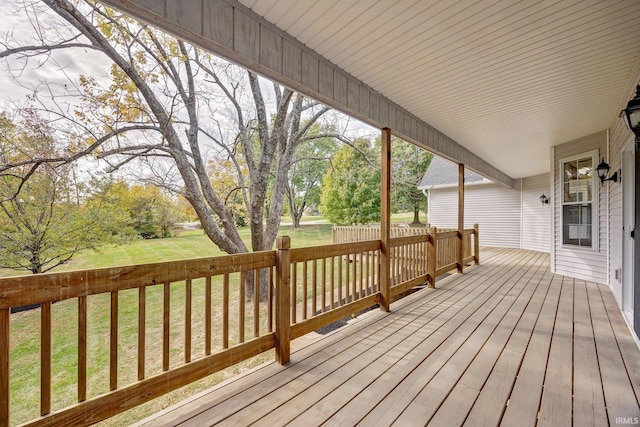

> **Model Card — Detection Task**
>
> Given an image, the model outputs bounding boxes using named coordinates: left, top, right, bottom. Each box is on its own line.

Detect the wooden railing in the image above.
left=0, top=225, right=478, bottom=427
left=0, top=252, right=277, bottom=427
left=332, top=224, right=429, bottom=243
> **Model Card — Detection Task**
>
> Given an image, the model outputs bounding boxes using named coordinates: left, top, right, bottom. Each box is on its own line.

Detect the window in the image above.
left=560, top=151, right=598, bottom=249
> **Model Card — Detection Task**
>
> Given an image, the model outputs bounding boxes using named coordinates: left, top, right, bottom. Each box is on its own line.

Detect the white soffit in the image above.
left=238, top=0, right=640, bottom=178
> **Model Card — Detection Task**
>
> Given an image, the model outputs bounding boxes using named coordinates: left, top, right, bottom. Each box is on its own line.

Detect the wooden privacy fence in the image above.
left=0, top=225, right=478, bottom=427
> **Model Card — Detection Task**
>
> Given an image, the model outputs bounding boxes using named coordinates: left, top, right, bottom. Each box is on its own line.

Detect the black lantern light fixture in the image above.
left=622, top=85, right=640, bottom=149
left=596, top=158, right=619, bottom=184
left=539, top=194, right=549, bottom=205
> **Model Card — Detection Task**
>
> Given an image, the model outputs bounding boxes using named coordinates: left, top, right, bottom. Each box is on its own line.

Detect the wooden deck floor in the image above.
left=136, top=248, right=640, bottom=427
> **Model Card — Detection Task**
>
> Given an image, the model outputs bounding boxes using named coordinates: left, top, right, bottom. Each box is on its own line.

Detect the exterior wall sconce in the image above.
left=539, top=194, right=549, bottom=205
left=622, top=85, right=640, bottom=149
left=596, top=158, right=619, bottom=184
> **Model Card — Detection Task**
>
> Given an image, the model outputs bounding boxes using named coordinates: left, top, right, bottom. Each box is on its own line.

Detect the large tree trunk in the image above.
left=412, top=206, right=422, bottom=225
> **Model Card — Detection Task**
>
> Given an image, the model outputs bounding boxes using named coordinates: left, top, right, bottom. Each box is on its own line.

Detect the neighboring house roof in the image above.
left=418, top=156, right=487, bottom=189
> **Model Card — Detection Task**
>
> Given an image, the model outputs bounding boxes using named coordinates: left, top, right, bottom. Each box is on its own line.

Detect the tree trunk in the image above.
left=412, top=206, right=422, bottom=225
left=292, top=212, right=302, bottom=228
left=244, top=268, right=270, bottom=302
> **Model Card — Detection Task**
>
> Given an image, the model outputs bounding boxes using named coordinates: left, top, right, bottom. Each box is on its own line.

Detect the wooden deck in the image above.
left=135, top=248, right=640, bottom=427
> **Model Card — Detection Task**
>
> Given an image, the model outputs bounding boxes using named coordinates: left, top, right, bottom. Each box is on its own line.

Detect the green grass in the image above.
left=5, top=214, right=415, bottom=426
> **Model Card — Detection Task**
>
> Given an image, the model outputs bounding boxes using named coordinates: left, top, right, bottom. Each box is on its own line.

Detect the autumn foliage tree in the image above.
left=1, top=0, right=349, bottom=298
left=0, top=111, right=118, bottom=273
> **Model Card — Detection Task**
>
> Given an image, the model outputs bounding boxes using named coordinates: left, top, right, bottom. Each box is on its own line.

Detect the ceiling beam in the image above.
left=98, top=0, right=514, bottom=188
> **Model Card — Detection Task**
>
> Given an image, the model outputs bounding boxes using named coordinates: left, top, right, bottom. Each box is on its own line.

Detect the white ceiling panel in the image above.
left=238, top=0, right=640, bottom=178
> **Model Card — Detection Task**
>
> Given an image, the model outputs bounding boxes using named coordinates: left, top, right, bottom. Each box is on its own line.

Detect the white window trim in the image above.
left=559, top=149, right=599, bottom=251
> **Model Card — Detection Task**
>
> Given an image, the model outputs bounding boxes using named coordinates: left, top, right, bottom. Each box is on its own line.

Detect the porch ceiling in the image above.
left=238, top=0, right=640, bottom=178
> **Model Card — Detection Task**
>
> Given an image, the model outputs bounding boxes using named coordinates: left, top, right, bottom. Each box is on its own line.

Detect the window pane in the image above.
left=563, top=204, right=592, bottom=247
left=577, top=157, right=593, bottom=201
left=564, top=161, right=577, bottom=183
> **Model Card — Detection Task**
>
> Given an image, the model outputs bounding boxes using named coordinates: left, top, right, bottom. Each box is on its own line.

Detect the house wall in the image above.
left=428, top=181, right=522, bottom=248
left=428, top=174, right=551, bottom=252
left=551, top=131, right=608, bottom=284
left=607, top=66, right=640, bottom=309
left=521, top=173, right=552, bottom=253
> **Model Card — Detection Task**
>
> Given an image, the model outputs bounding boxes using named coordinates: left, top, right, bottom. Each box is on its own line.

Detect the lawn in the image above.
left=4, top=213, right=420, bottom=426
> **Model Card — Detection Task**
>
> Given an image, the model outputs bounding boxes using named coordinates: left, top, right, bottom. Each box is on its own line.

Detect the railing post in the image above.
left=474, top=223, right=480, bottom=265
left=275, top=236, right=291, bottom=364
left=428, top=227, right=437, bottom=288
left=379, top=128, right=391, bottom=312
left=0, top=308, right=8, bottom=427
left=457, top=163, right=465, bottom=273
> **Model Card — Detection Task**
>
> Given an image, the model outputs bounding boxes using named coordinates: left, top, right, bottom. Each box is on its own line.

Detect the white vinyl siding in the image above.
left=428, top=182, right=522, bottom=248
left=552, top=132, right=608, bottom=283
left=521, top=174, right=551, bottom=253
left=609, top=119, right=631, bottom=305
left=607, top=66, right=640, bottom=306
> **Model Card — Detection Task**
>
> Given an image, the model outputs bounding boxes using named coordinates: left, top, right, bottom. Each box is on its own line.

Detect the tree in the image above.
left=0, top=112, right=119, bottom=273
left=123, top=184, right=178, bottom=239
left=285, top=131, right=337, bottom=227
left=320, top=139, right=380, bottom=225
left=1, top=0, right=349, bottom=299
left=391, top=139, right=432, bottom=224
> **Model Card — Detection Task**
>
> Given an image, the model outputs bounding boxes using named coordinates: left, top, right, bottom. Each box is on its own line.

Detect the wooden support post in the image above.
left=275, top=236, right=291, bottom=364
left=428, top=227, right=437, bottom=288
left=380, top=128, right=391, bottom=312
left=474, top=223, right=480, bottom=265
left=0, top=309, right=8, bottom=427
left=457, top=163, right=465, bottom=273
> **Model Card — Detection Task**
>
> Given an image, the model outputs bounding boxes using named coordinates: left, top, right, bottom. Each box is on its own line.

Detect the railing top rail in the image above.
left=389, top=234, right=430, bottom=246
left=290, top=240, right=381, bottom=263
left=0, top=250, right=276, bottom=309
left=436, top=230, right=459, bottom=239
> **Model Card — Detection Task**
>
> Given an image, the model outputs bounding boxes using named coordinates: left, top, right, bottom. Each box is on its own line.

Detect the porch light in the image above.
left=539, top=194, right=549, bottom=205
left=622, top=85, right=640, bottom=148
left=596, top=158, right=618, bottom=184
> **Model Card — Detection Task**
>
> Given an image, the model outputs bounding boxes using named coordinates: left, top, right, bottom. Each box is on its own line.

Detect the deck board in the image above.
left=133, top=248, right=640, bottom=427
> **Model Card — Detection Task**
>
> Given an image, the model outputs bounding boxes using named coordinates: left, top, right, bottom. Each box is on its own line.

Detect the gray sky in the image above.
left=0, top=0, right=112, bottom=107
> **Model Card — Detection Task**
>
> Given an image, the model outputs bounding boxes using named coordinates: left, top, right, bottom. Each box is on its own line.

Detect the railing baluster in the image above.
left=302, top=261, right=308, bottom=320
left=338, top=256, right=343, bottom=306
left=185, top=279, right=192, bottom=363
left=110, top=292, right=118, bottom=391
left=345, top=254, right=350, bottom=303
left=268, top=266, right=274, bottom=332
left=312, top=260, right=317, bottom=317
left=205, top=276, right=212, bottom=355
left=0, top=308, right=8, bottom=427
left=321, top=259, right=327, bottom=312
left=163, top=283, right=170, bottom=371
left=366, top=251, right=371, bottom=295
left=138, top=288, right=145, bottom=380
left=223, top=274, right=229, bottom=349
left=41, top=301, right=51, bottom=416
left=239, top=271, right=245, bottom=343
left=291, top=263, right=297, bottom=323
left=78, top=296, right=87, bottom=402
left=359, top=250, right=364, bottom=298
left=330, top=257, right=335, bottom=309
left=254, top=269, right=259, bottom=338
left=351, top=251, right=357, bottom=300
